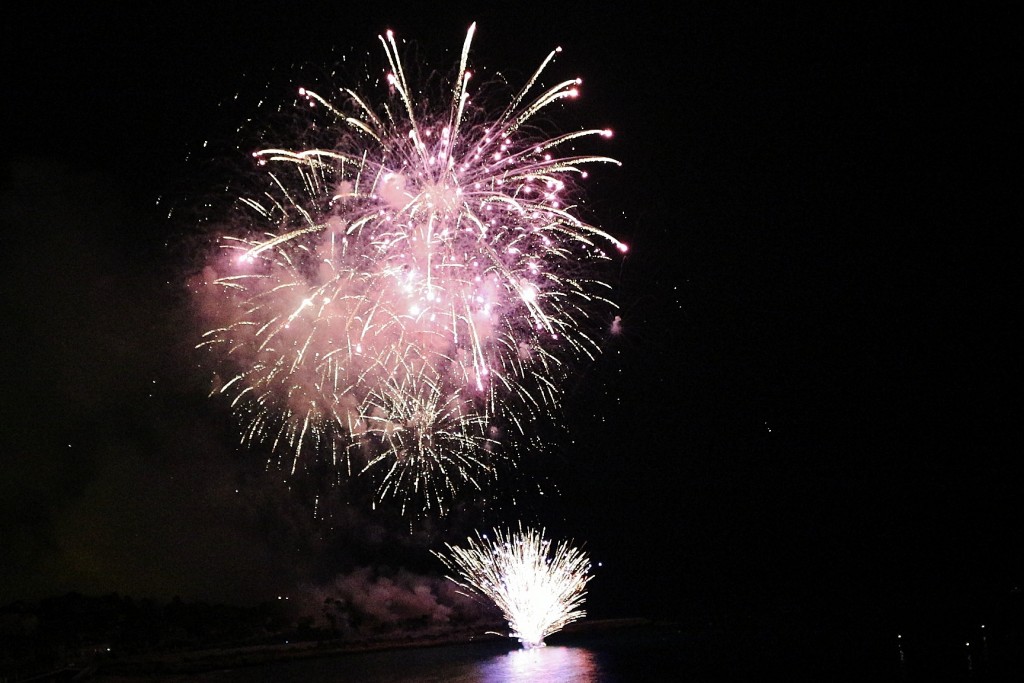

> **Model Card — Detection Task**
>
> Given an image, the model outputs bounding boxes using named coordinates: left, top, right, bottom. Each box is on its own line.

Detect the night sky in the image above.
left=2, top=3, right=1018, bottom=632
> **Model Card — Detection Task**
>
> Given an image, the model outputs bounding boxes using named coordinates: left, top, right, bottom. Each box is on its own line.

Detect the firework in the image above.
left=192, top=23, right=626, bottom=513
left=433, top=524, right=593, bottom=648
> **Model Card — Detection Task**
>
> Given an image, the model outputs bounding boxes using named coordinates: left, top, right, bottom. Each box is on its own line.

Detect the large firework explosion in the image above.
left=191, top=24, right=625, bottom=515
left=433, top=524, right=593, bottom=648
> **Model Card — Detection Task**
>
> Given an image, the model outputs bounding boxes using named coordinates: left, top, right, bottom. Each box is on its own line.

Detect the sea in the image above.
left=112, top=621, right=1019, bottom=682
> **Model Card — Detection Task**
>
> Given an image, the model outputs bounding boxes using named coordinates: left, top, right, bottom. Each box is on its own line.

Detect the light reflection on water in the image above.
left=474, top=645, right=602, bottom=683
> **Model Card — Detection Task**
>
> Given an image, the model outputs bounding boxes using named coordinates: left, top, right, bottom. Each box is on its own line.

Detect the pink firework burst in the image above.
left=192, top=23, right=626, bottom=515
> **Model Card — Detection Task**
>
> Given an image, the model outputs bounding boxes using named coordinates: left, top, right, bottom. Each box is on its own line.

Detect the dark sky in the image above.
left=1, top=3, right=1018, bottom=629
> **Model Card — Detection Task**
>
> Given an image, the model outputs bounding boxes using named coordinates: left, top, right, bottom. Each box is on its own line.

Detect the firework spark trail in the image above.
left=433, top=524, right=593, bottom=648
left=192, top=23, right=626, bottom=514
